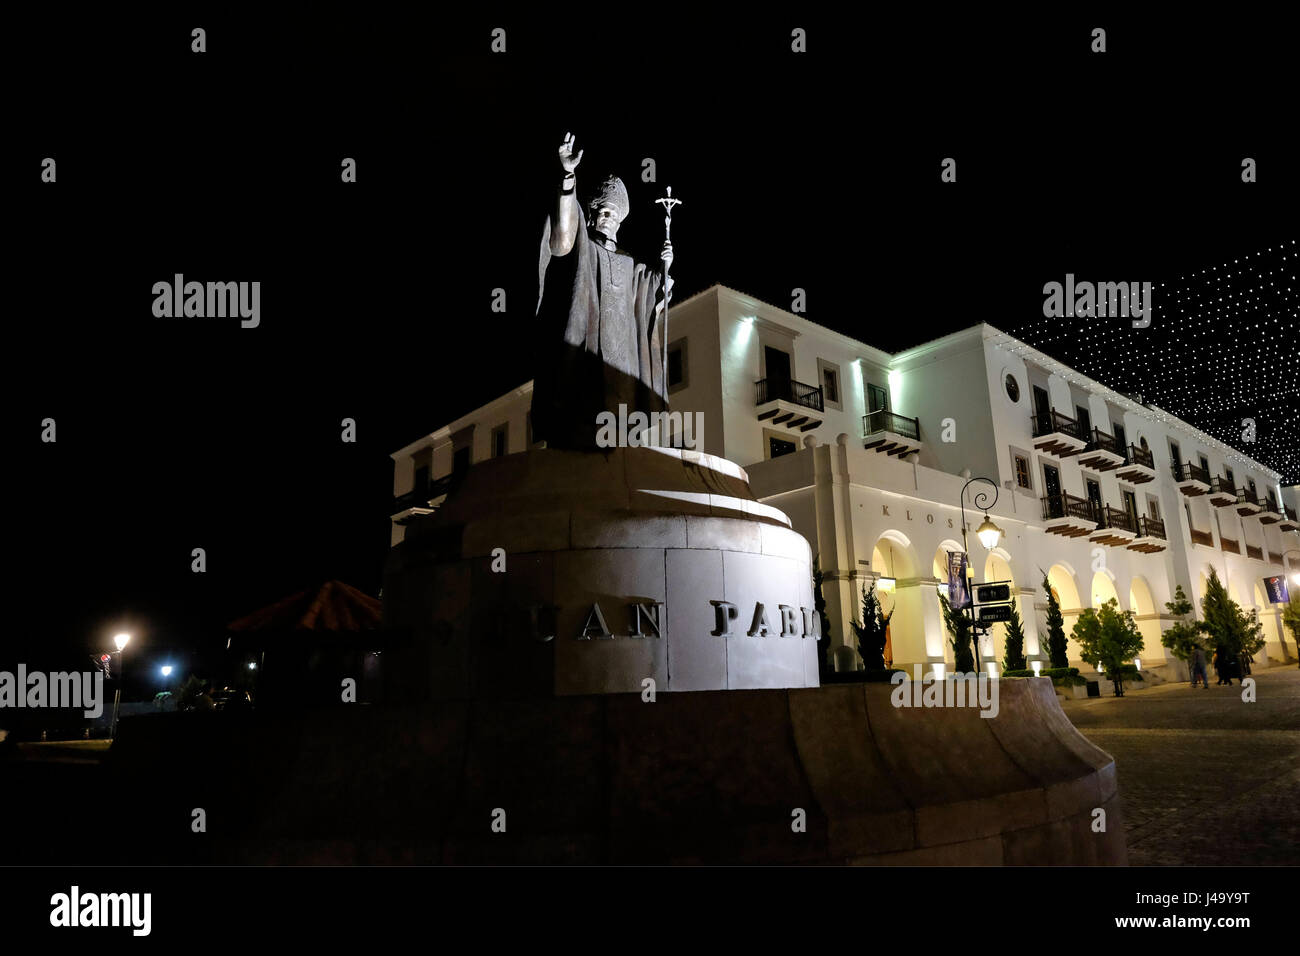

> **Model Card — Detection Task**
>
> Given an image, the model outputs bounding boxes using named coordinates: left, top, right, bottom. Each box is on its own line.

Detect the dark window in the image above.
left=1170, top=439, right=1181, bottom=467
left=1199, top=455, right=1210, bottom=475
left=492, top=424, right=508, bottom=458
left=1140, top=436, right=1149, bottom=450
left=1014, top=454, right=1031, bottom=489
left=867, top=383, right=888, bottom=413
left=822, top=367, right=839, bottom=404
left=1086, top=478, right=1102, bottom=511
left=667, top=339, right=687, bottom=389
left=1225, top=467, right=1235, bottom=488
left=1123, top=490, right=1139, bottom=524
left=1044, top=464, right=1062, bottom=499
left=414, top=465, right=430, bottom=493
left=1248, top=478, right=1257, bottom=497
left=768, top=435, right=797, bottom=459
left=453, top=446, right=471, bottom=475
left=1032, top=386, right=1050, bottom=417
left=1148, top=497, right=1161, bottom=521
left=1112, top=423, right=1126, bottom=449
left=764, top=346, right=791, bottom=384
left=1076, top=405, right=1092, bottom=436
left=1005, top=374, right=1020, bottom=403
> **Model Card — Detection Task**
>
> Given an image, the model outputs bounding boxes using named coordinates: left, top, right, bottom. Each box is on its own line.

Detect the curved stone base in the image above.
left=105, top=677, right=1124, bottom=864
left=384, top=446, right=821, bottom=696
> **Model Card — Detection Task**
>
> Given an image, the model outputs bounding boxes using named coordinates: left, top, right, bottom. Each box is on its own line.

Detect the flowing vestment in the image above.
left=532, top=218, right=668, bottom=448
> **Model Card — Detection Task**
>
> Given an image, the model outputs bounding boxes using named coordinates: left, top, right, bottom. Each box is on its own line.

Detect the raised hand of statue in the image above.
left=559, top=132, right=583, bottom=174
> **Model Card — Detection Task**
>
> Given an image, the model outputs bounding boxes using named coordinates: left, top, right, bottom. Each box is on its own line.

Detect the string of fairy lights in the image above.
left=1007, top=241, right=1299, bottom=485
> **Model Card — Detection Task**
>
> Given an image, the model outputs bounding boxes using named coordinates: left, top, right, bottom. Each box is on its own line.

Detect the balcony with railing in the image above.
left=862, top=410, right=922, bottom=458
left=1077, top=426, right=1126, bottom=472
left=1172, top=461, right=1211, bottom=496
left=1207, top=476, right=1239, bottom=507
left=755, top=377, right=824, bottom=432
left=1281, top=506, right=1299, bottom=532
left=1041, top=493, right=1098, bottom=537
left=1231, top=489, right=1262, bottom=517
left=1219, top=535, right=1241, bottom=554
left=1115, top=443, right=1157, bottom=484
left=391, top=473, right=455, bottom=523
left=1129, top=515, right=1168, bottom=553
left=1246, top=544, right=1264, bottom=560
left=1258, top=495, right=1283, bottom=524
left=1031, top=409, right=1086, bottom=458
left=1189, top=527, right=1214, bottom=547
left=1091, top=504, right=1138, bottom=546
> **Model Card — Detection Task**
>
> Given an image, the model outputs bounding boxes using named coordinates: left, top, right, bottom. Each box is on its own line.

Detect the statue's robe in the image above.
left=532, top=218, right=668, bottom=449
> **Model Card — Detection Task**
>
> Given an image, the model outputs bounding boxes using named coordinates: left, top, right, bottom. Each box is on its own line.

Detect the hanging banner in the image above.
left=948, top=551, right=971, bottom=610
left=1263, top=576, right=1291, bottom=604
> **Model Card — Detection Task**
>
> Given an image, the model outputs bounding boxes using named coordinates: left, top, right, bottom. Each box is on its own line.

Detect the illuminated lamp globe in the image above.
left=975, top=514, right=1003, bottom=550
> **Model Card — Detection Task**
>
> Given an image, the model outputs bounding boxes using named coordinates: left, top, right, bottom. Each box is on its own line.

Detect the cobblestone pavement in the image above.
left=1061, top=666, right=1300, bottom=866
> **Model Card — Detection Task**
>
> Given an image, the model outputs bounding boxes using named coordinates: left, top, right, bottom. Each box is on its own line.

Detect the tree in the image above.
left=1160, top=584, right=1205, bottom=663
left=852, top=580, right=893, bottom=671
left=1283, top=593, right=1300, bottom=662
left=812, top=556, right=833, bottom=678
left=1199, top=569, right=1265, bottom=667
left=1072, top=598, right=1144, bottom=696
left=1042, top=572, right=1069, bottom=668
left=1001, top=596, right=1027, bottom=671
left=939, top=593, right=975, bottom=673
left=175, top=675, right=209, bottom=712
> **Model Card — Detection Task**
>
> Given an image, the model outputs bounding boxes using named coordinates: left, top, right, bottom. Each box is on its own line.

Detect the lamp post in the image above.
left=959, top=477, right=1005, bottom=674
left=111, top=632, right=130, bottom=738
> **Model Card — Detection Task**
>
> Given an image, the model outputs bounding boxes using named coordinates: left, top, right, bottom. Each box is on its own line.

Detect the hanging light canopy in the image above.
left=975, top=514, right=1003, bottom=550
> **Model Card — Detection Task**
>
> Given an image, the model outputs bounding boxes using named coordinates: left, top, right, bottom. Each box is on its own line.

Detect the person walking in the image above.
left=1213, top=646, right=1229, bottom=685
left=1190, top=645, right=1209, bottom=689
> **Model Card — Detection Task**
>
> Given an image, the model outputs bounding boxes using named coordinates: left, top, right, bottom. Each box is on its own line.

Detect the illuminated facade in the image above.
left=391, top=284, right=1299, bottom=679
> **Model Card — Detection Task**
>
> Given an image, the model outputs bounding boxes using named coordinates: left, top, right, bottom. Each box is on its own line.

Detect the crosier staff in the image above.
left=654, top=187, right=680, bottom=416
left=654, top=186, right=681, bottom=312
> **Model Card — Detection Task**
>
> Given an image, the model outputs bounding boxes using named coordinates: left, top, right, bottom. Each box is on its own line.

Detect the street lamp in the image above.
left=110, top=633, right=131, bottom=739
left=959, top=477, right=1005, bottom=674
left=160, top=665, right=173, bottom=678
left=1284, top=549, right=1300, bottom=588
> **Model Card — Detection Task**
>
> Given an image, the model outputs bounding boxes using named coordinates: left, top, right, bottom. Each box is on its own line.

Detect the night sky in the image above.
left=8, top=11, right=1296, bottom=688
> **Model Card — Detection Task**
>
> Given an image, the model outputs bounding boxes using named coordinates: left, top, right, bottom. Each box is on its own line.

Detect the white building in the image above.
left=390, top=284, right=1300, bottom=679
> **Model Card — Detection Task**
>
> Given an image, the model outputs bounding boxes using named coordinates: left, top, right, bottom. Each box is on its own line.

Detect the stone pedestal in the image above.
left=383, top=446, right=821, bottom=697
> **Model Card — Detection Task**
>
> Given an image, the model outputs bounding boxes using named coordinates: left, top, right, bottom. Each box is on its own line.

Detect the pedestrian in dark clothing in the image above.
left=1213, top=647, right=1229, bottom=685
left=1190, top=646, right=1209, bottom=689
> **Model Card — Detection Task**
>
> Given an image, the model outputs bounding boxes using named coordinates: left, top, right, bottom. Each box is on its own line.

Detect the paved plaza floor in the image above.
left=1062, top=665, right=1300, bottom=866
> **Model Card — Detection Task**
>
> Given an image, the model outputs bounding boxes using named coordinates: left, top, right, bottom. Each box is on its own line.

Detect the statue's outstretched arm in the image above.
left=551, top=132, right=583, bottom=256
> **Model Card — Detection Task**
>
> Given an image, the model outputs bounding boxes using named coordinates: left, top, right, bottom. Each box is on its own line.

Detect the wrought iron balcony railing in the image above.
left=1173, top=460, right=1210, bottom=483
left=1085, top=427, right=1122, bottom=456
left=1126, top=444, right=1154, bottom=469
left=1097, top=505, right=1137, bottom=534
left=1031, top=409, right=1082, bottom=440
left=863, top=410, right=920, bottom=440
left=1041, top=493, right=1097, bottom=523
left=1209, top=476, right=1236, bottom=498
left=1135, top=515, right=1166, bottom=540
left=754, top=377, right=824, bottom=412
